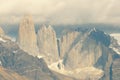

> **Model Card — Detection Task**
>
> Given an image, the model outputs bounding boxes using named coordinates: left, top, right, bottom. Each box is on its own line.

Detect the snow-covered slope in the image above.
left=110, top=33, right=120, bottom=45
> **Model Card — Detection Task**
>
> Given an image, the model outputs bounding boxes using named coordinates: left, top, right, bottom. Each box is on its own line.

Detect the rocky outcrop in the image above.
left=18, top=15, right=39, bottom=56
left=37, top=25, right=59, bottom=64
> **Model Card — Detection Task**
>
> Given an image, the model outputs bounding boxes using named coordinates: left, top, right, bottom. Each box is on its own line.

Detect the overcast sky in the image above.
left=0, top=0, right=120, bottom=25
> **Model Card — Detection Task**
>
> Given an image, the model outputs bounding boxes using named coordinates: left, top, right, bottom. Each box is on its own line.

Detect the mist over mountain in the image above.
left=0, top=15, right=120, bottom=80
left=1, top=23, right=120, bottom=39
left=1, top=0, right=120, bottom=79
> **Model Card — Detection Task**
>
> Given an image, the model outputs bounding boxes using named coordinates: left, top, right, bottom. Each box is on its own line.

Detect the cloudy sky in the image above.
left=0, top=0, right=120, bottom=25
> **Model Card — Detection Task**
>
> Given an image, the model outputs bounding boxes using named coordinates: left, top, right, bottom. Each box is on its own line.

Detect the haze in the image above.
left=0, top=0, right=120, bottom=25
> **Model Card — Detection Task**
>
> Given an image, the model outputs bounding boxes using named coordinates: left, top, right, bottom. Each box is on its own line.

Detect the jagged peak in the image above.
left=38, top=25, right=55, bottom=33
left=89, top=28, right=108, bottom=37
left=88, top=28, right=111, bottom=47
left=42, top=24, right=47, bottom=28
left=88, top=27, right=97, bottom=35
left=48, top=25, right=53, bottom=30
left=48, top=25, right=52, bottom=28
left=38, top=24, right=47, bottom=32
left=20, top=14, right=34, bottom=25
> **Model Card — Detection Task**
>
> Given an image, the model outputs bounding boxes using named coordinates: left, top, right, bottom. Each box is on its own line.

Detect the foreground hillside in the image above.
left=0, top=66, right=29, bottom=80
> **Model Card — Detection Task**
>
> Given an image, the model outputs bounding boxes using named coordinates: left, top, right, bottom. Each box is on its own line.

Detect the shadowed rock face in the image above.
left=58, top=28, right=119, bottom=80
left=18, top=15, right=39, bottom=56
left=89, top=29, right=111, bottom=47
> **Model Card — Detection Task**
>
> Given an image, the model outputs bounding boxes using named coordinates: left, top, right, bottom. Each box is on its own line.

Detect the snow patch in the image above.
left=37, top=55, right=43, bottom=59
left=13, top=50, right=18, bottom=53
left=49, top=63, right=103, bottom=80
left=111, top=47, right=120, bottom=54
left=11, top=38, right=16, bottom=42
left=88, top=28, right=97, bottom=35
left=48, top=59, right=65, bottom=73
left=48, top=59, right=103, bottom=79
left=110, top=33, right=120, bottom=45
left=0, top=37, right=6, bottom=42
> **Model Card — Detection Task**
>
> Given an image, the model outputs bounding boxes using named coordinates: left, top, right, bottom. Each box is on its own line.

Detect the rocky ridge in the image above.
left=16, top=16, right=120, bottom=80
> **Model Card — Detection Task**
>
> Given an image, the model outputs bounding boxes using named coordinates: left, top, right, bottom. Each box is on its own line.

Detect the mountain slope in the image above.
left=0, top=34, right=77, bottom=80
left=0, top=66, right=29, bottom=80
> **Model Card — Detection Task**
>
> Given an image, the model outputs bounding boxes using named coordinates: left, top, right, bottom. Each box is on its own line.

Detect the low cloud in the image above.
left=0, top=0, right=120, bottom=25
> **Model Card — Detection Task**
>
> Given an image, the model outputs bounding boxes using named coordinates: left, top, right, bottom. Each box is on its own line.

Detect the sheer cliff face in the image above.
left=60, top=31, right=80, bottom=59
left=58, top=29, right=116, bottom=80
left=18, top=15, right=39, bottom=56
left=37, top=25, right=59, bottom=64
left=60, top=30, right=101, bottom=69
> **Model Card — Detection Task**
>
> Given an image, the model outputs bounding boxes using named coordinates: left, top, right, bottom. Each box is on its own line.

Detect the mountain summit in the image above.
left=18, top=15, right=39, bottom=56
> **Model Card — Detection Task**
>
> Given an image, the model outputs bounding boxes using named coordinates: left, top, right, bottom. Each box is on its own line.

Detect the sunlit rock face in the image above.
left=37, top=25, right=59, bottom=64
left=0, top=27, right=4, bottom=35
left=18, top=15, right=39, bottom=56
